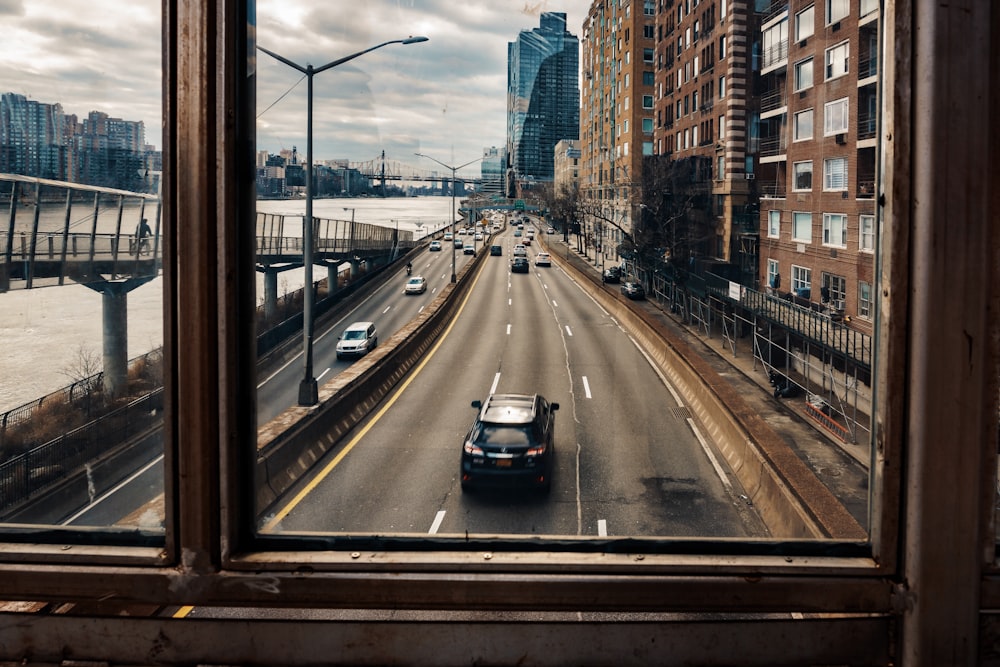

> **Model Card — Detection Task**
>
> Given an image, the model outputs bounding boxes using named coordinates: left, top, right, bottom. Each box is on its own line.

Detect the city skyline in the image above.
left=0, top=1, right=591, bottom=175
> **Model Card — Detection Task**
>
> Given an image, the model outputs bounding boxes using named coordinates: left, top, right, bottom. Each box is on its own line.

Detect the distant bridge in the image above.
left=350, top=156, right=483, bottom=186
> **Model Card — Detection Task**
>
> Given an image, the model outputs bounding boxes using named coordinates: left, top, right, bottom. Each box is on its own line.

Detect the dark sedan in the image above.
left=602, top=266, right=622, bottom=283
left=621, top=281, right=645, bottom=299
left=511, top=256, right=530, bottom=273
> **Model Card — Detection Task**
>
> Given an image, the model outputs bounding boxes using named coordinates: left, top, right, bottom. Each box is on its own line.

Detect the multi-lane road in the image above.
left=59, top=221, right=767, bottom=541
left=259, top=224, right=767, bottom=540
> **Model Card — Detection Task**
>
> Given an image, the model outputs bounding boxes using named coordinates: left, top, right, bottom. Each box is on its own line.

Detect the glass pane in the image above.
left=252, top=1, right=878, bottom=549
left=0, top=2, right=164, bottom=539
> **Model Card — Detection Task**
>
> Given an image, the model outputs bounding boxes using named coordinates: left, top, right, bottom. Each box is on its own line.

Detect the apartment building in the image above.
left=756, top=0, right=879, bottom=333
left=553, top=139, right=581, bottom=195
left=653, top=0, right=760, bottom=277
left=579, top=0, right=657, bottom=260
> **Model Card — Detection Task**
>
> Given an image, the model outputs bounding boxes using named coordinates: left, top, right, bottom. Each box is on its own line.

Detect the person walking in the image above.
left=136, top=218, right=152, bottom=255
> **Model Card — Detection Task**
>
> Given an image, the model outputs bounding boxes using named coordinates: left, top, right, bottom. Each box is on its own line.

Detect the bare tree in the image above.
left=638, top=154, right=715, bottom=272
left=60, top=345, right=103, bottom=395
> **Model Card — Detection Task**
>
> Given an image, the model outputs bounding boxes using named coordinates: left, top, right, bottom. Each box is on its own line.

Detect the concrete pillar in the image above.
left=327, top=264, right=338, bottom=293
left=350, top=260, right=360, bottom=281
left=102, top=287, right=128, bottom=398
left=263, top=269, right=278, bottom=321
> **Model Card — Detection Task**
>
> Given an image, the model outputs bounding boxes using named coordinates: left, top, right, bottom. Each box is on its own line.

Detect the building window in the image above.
left=823, top=212, right=848, bottom=247
left=644, top=47, right=654, bottom=63
left=824, top=98, right=849, bottom=135
left=644, top=25, right=655, bottom=39
left=793, top=161, right=813, bottom=190
left=794, top=58, right=813, bottom=91
left=643, top=70, right=655, bottom=85
left=791, top=264, right=812, bottom=294
left=645, top=0, right=655, bottom=15
left=684, top=128, right=690, bottom=149
left=643, top=95, right=654, bottom=109
left=693, top=125, right=699, bottom=145
left=826, top=41, right=849, bottom=80
left=858, top=280, right=873, bottom=318
left=719, top=34, right=726, bottom=58
left=821, top=273, right=847, bottom=307
left=792, top=211, right=812, bottom=242
left=794, top=108, right=814, bottom=141
left=762, top=19, right=788, bottom=69
left=719, top=114, right=725, bottom=139
left=768, top=210, right=781, bottom=238
left=860, top=214, right=875, bottom=252
left=795, top=5, right=815, bottom=41
left=717, top=154, right=725, bottom=179
left=642, top=118, right=654, bottom=134
left=767, top=259, right=780, bottom=289
left=719, top=75, right=726, bottom=97
left=643, top=141, right=654, bottom=155
left=827, top=0, right=849, bottom=24
left=824, top=157, right=848, bottom=190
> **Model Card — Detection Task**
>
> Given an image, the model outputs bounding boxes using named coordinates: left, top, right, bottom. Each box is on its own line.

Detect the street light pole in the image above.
left=415, top=153, right=482, bottom=283
left=259, top=36, right=428, bottom=406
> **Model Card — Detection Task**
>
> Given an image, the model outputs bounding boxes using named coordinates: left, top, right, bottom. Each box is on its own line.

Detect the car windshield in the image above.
left=344, top=330, right=366, bottom=340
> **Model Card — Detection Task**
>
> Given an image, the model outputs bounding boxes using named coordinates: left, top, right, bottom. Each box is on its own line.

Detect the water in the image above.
left=0, top=196, right=456, bottom=412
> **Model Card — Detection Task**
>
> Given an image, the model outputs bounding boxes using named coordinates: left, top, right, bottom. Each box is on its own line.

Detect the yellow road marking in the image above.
left=260, top=265, right=486, bottom=533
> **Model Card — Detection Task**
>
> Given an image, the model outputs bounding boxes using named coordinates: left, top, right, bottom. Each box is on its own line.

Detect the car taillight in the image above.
left=526, top=444, right=546, bottom=457
left=463, top=441, right=484, bottom=456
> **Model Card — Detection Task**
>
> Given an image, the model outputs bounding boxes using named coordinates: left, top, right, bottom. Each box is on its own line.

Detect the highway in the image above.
left=258, top=224, right=767, bottom=539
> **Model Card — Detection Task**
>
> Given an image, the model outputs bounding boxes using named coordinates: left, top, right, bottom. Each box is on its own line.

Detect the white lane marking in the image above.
left=552, top=300, right=558, bottom=307
left=598, top=519, right=608, bottom=537
left=506, top=324, right=512, bottom=335
left=687, top=417, right=732, bottom=493
left=565, top=325, right=573, bottom=337
left=429, top=510, right=446, bottom=534
left=419, top=305, right=426, bottom=313
left=582, top=376, right=592, bottom=399
left=62, top=454, right=164, bottom=525
left=490, top=372, right=502, bottom=395
left=509, top=298, right=512, bottom=306
left=317, top=368, right=331, bottom=381
left=382, top=305, right=391, bottom=314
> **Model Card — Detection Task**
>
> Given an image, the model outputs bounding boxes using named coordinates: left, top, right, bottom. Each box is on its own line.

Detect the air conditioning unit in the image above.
left=745, top=173, right=755, bottom=180
left=833, top=299, right=846, bottom=311
left=835, top=133, right=846, bottom=145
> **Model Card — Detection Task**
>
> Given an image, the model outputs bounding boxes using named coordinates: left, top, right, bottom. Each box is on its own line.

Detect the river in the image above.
left=0, top=196, right=456, bottom=412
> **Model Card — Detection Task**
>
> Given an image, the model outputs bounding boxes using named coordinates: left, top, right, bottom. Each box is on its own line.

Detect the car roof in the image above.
left=344, top=321, right=374, bottom=331
left=480, top=393, right=537, bottom=423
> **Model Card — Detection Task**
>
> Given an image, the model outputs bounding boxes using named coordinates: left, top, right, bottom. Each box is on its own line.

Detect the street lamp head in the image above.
left=403, top=36, right=429, bottom=44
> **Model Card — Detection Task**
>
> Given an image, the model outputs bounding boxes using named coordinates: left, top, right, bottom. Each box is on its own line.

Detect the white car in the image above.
left=336, top=321, right=378, bottom=360
left=404, top=276, right=427, bottom=294
left=534, top=252, right=551, bottom=267
left=512, top=244, right=527, bottom=257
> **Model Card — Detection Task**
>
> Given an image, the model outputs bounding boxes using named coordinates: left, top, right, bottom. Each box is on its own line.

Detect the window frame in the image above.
left=794, top=108, right=814, bottom=141
left=795, top=5, right=815, bottom=42
left=0, top=3, right=996, bottom=666
left=767, top=210, right=781, bottom=238
left=824, top=156, right=849, bottom=191
left=793, top=160, right=813, bottom=191
left=826, top=40, right=850, bottom=80
left=794, top=57, right=814, bottom=92
left=792, top=211, right=813, bottom=243
left=822, top=212, right=849, bottom=248
left=824, top=97, right=850, bottom=135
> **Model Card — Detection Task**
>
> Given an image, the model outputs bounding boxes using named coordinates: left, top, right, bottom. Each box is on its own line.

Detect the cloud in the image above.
left=5, top=0, right=587, bottom=176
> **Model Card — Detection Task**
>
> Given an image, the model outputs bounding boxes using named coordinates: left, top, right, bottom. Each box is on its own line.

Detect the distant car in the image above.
left=490, top=244, right=502, bottom=256
left=546, top=227, right=555, bottom=234
left=511, top=256, right=530, bottom=273
left=404, top=276, right=427, bottom=294
left=460, top=393, right=559, bottom=493
left=521, top=237, right=531, bottom=246
left=514, top=229, right=522, bottom=237
left=602, top=266, right=622, bottom=283
left=336, top=321, right=377, bottom=360
left=454, top=239, right=464, bottom=248
left=621, top=281, right=645, bottom=299
left=429, top=240, right=442, bottom=251
left=512, top=244, right=527, bottom=257
left=474, top=232, right=483, bottom=241
left=463, top=244, right=476, bottom=255
left=443, top=233, right=453, bottom=241
left=534, top=252, right=551, bottom=267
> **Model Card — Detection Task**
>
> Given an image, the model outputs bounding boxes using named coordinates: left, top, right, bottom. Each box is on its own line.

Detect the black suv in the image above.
left=511, top=256, right=530, bottom=273
left=460, top=393, right=559, bottom=492
left=602, top=266, right=622, bottom=283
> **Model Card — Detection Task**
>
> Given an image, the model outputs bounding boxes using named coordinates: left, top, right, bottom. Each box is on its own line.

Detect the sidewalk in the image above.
left=545, top=236, right=872, bottom=529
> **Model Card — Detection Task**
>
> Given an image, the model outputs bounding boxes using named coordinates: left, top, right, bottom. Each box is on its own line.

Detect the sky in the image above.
left=1, top=0, right=591, bottom=178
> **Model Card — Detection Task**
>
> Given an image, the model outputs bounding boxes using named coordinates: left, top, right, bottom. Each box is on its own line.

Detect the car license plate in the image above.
left=495, top=459, right=512, bottom=467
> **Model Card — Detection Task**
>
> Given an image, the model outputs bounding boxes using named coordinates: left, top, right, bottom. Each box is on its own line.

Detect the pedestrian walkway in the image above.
left=545, top=237, right=872, bottom=530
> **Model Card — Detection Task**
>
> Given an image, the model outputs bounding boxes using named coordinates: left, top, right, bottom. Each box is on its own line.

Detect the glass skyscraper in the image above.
left=506, top=12, right=580, bottom=196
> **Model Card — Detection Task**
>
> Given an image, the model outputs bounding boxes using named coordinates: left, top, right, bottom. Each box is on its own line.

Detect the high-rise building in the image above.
left=480, top=146, right=505, bottom=197
left=506, top=12, right=580, bottom=197
left=653, top=0, right=760, bottom=276
left=753, top=0, right=879, bottom=335
left=580, top=0, right=658, bottom=265
left=0, top=93, right=67, bottom=180
left=553, top=139, right=580, bottom=195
